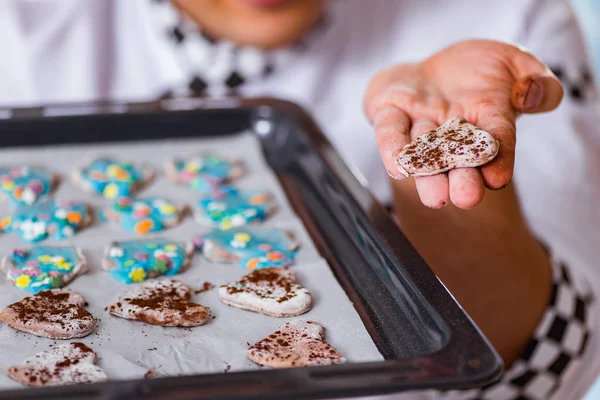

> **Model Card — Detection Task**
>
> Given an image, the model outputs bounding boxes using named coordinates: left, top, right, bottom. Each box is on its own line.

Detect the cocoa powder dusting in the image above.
left=224, top=268, right=299, bottom=303
left=194, top=282, right=215, bottom=294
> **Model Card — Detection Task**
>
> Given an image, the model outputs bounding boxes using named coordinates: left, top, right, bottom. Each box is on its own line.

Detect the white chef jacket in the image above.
left=0, top=0, right=599, bottom=399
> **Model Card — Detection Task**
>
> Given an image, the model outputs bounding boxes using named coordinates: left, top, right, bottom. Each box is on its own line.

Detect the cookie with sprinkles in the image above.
left=0, top=166, right=59, bottom=206
left=396, top=116, right=500, bottom=177
left=108, top=279, right=210, bottom=327
left=202, top=226, right=299, bottom=270
left=196, top=186, right=277, bottom=230
left=102, top=239, right=194, bottom=284
left=0, top=199, right=92, bottom=242
left=70, top=157, right=154, bottom=199
left=246, top=320, right=346, bottom=368
left=0, top=289, right=97, bottom=339
left=164, top=155, right=245, bottom=194
left=1, top=246, right=87, bottom=294
left=8, top=342, right=108, bottom=387
left=102, top=197, right=186, bottom=235
left=219, top=267, right=312, bottom=317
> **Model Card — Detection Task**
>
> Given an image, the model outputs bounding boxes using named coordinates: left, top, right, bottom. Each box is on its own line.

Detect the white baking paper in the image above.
left=0, top=132, right=383, bottom=390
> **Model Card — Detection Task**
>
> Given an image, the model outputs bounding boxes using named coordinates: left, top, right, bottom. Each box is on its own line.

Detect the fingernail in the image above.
left=387, top=169, right=407, bottom=180
left=523, top=79, right=542, bottom=111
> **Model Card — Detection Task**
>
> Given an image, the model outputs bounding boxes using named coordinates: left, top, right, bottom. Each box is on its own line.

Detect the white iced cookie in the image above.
left=108, top=279, right=210, bottom=327
left=396, top=116, right=500, bottom=177
left=246, top=320, right=346, bottom=368
left=219, top=267, right=312, bottom=317
left=8, top=342, right=108, bottom=387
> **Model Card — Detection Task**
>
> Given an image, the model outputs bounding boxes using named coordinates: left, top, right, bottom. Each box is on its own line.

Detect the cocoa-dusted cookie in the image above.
left=202, top=226, right=299, bottom=270
left=219, top=267, right=312, bottom=317
left=8, top=342, right=108, bottom=387
left=164, top=155, right=245, bottom=194
left=1, top=246, right=87, bottom=294
left=102, top=239, right=194, bottom=284
left=0, top=166, right=60, bottom=206
left=108, top=279, right=210, bottom=327
left=102, top=197, right=187, bottom=235
left=196, top=186, right=277, bottom=230
left=70, top=157, right=154, bottom=200
left=246, top=320, right=346, bottom=368
left=0, top=289, right=97, bottom=339
left=396, top=116, right=500, bottom=177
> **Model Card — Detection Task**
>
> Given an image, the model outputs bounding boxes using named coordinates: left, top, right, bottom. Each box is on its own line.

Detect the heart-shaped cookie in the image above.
left=202, top=226, right=299, bottom=270
left=102, top=239, right=194, bottom=284
left=2, top=246, right=87, bottom=293
left=8, top=342, right=108, bottom=387
left=71, top=157, right=154, bottom=199
left=0, top=289, right=97, bottom=339
left=164, top=155, right=245, bottom=194
left=219, top=267, right=312, bottom=317
left=0, top=166, right=59, bottom=206
left=0, top=199, right=92, bottom=242
left=396, top=116, right=499, bottom=177
left=196, top=186, right=277, bottom=230
left=108, top=279, right=210, bottom=327
left=102, top=197, right=187, bottom=235
left=246, top=320, right=346, bottom=368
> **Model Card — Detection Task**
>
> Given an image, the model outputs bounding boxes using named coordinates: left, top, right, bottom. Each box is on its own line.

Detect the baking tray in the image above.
left=0, top=98, right=502, bottom=400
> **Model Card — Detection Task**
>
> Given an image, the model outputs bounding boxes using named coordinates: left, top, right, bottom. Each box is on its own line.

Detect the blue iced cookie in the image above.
left=196, top=186, right=276, bottom=230
left=102, top=239, right=194, bottom=284
left=202, top=226, right=298, bottom=270
left=1, top=246, right=86, bottom=294
left=102, top=197, right=186, bottom=235
left=71, top=157, right=154, bottom=199
left=164, top=155, right=245, bottom=194
left=0, top=200, right=91, bottom=242
left=0, top=166, right=58, bottom=206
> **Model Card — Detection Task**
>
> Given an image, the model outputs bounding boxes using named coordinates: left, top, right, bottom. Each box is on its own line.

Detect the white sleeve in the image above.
left=513, top=0, right=600, bottom=267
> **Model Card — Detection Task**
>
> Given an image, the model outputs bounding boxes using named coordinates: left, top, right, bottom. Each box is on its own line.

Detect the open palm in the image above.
left=365, top=40, right=563, bottom=209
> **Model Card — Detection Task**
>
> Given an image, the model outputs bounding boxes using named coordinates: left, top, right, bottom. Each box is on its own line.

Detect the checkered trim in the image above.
left=462, top=257, right=594, bottom=400
left=149, top=0, right=330, bottom=97
left=550, top=65, right=597, bottom=104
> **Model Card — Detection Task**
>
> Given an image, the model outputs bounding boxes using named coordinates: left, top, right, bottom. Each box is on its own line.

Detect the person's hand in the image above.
left=364, top=39, right=563, bottom=209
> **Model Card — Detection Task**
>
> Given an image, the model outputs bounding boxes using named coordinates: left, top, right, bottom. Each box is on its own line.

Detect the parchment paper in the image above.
left=0, top=132, right=383, bottom=390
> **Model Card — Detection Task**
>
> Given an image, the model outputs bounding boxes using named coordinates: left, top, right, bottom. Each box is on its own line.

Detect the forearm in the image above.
left=391, top=179, right=552, bottom=366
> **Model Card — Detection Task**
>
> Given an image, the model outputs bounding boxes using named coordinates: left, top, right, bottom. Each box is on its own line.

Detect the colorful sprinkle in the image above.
left=103, top=183, right=119, bottom=199
left=129, top=268, right=147, bottom=283
left=15, top=275, right=31, bottom=288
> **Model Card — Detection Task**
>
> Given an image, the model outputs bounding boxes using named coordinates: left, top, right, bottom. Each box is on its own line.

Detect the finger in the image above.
left=476, top=110, right=517, bottom=189
left=508, top=48, right=564, bottom=113
left=511, top=75, right=563, bottom=113
left=448, top=168, right=485, bottom=209
left=411, top=119, right=450, bottom=208
left=373, top=107, right=412, bottom=179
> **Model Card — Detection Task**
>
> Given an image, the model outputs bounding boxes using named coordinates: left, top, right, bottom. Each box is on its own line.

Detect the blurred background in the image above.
left=571, top=0, right=600, bottom=80
left=574, top=2, right=600, bottom=397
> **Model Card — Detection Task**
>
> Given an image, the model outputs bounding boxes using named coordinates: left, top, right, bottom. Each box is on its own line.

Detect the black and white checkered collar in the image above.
left=150, top=0, right=331, bottom=97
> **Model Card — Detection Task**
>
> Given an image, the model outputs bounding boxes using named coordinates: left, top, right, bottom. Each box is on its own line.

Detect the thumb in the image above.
left=511, top=74, right=564, bottom=114
left=505, top=44, right=564, bottom=113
